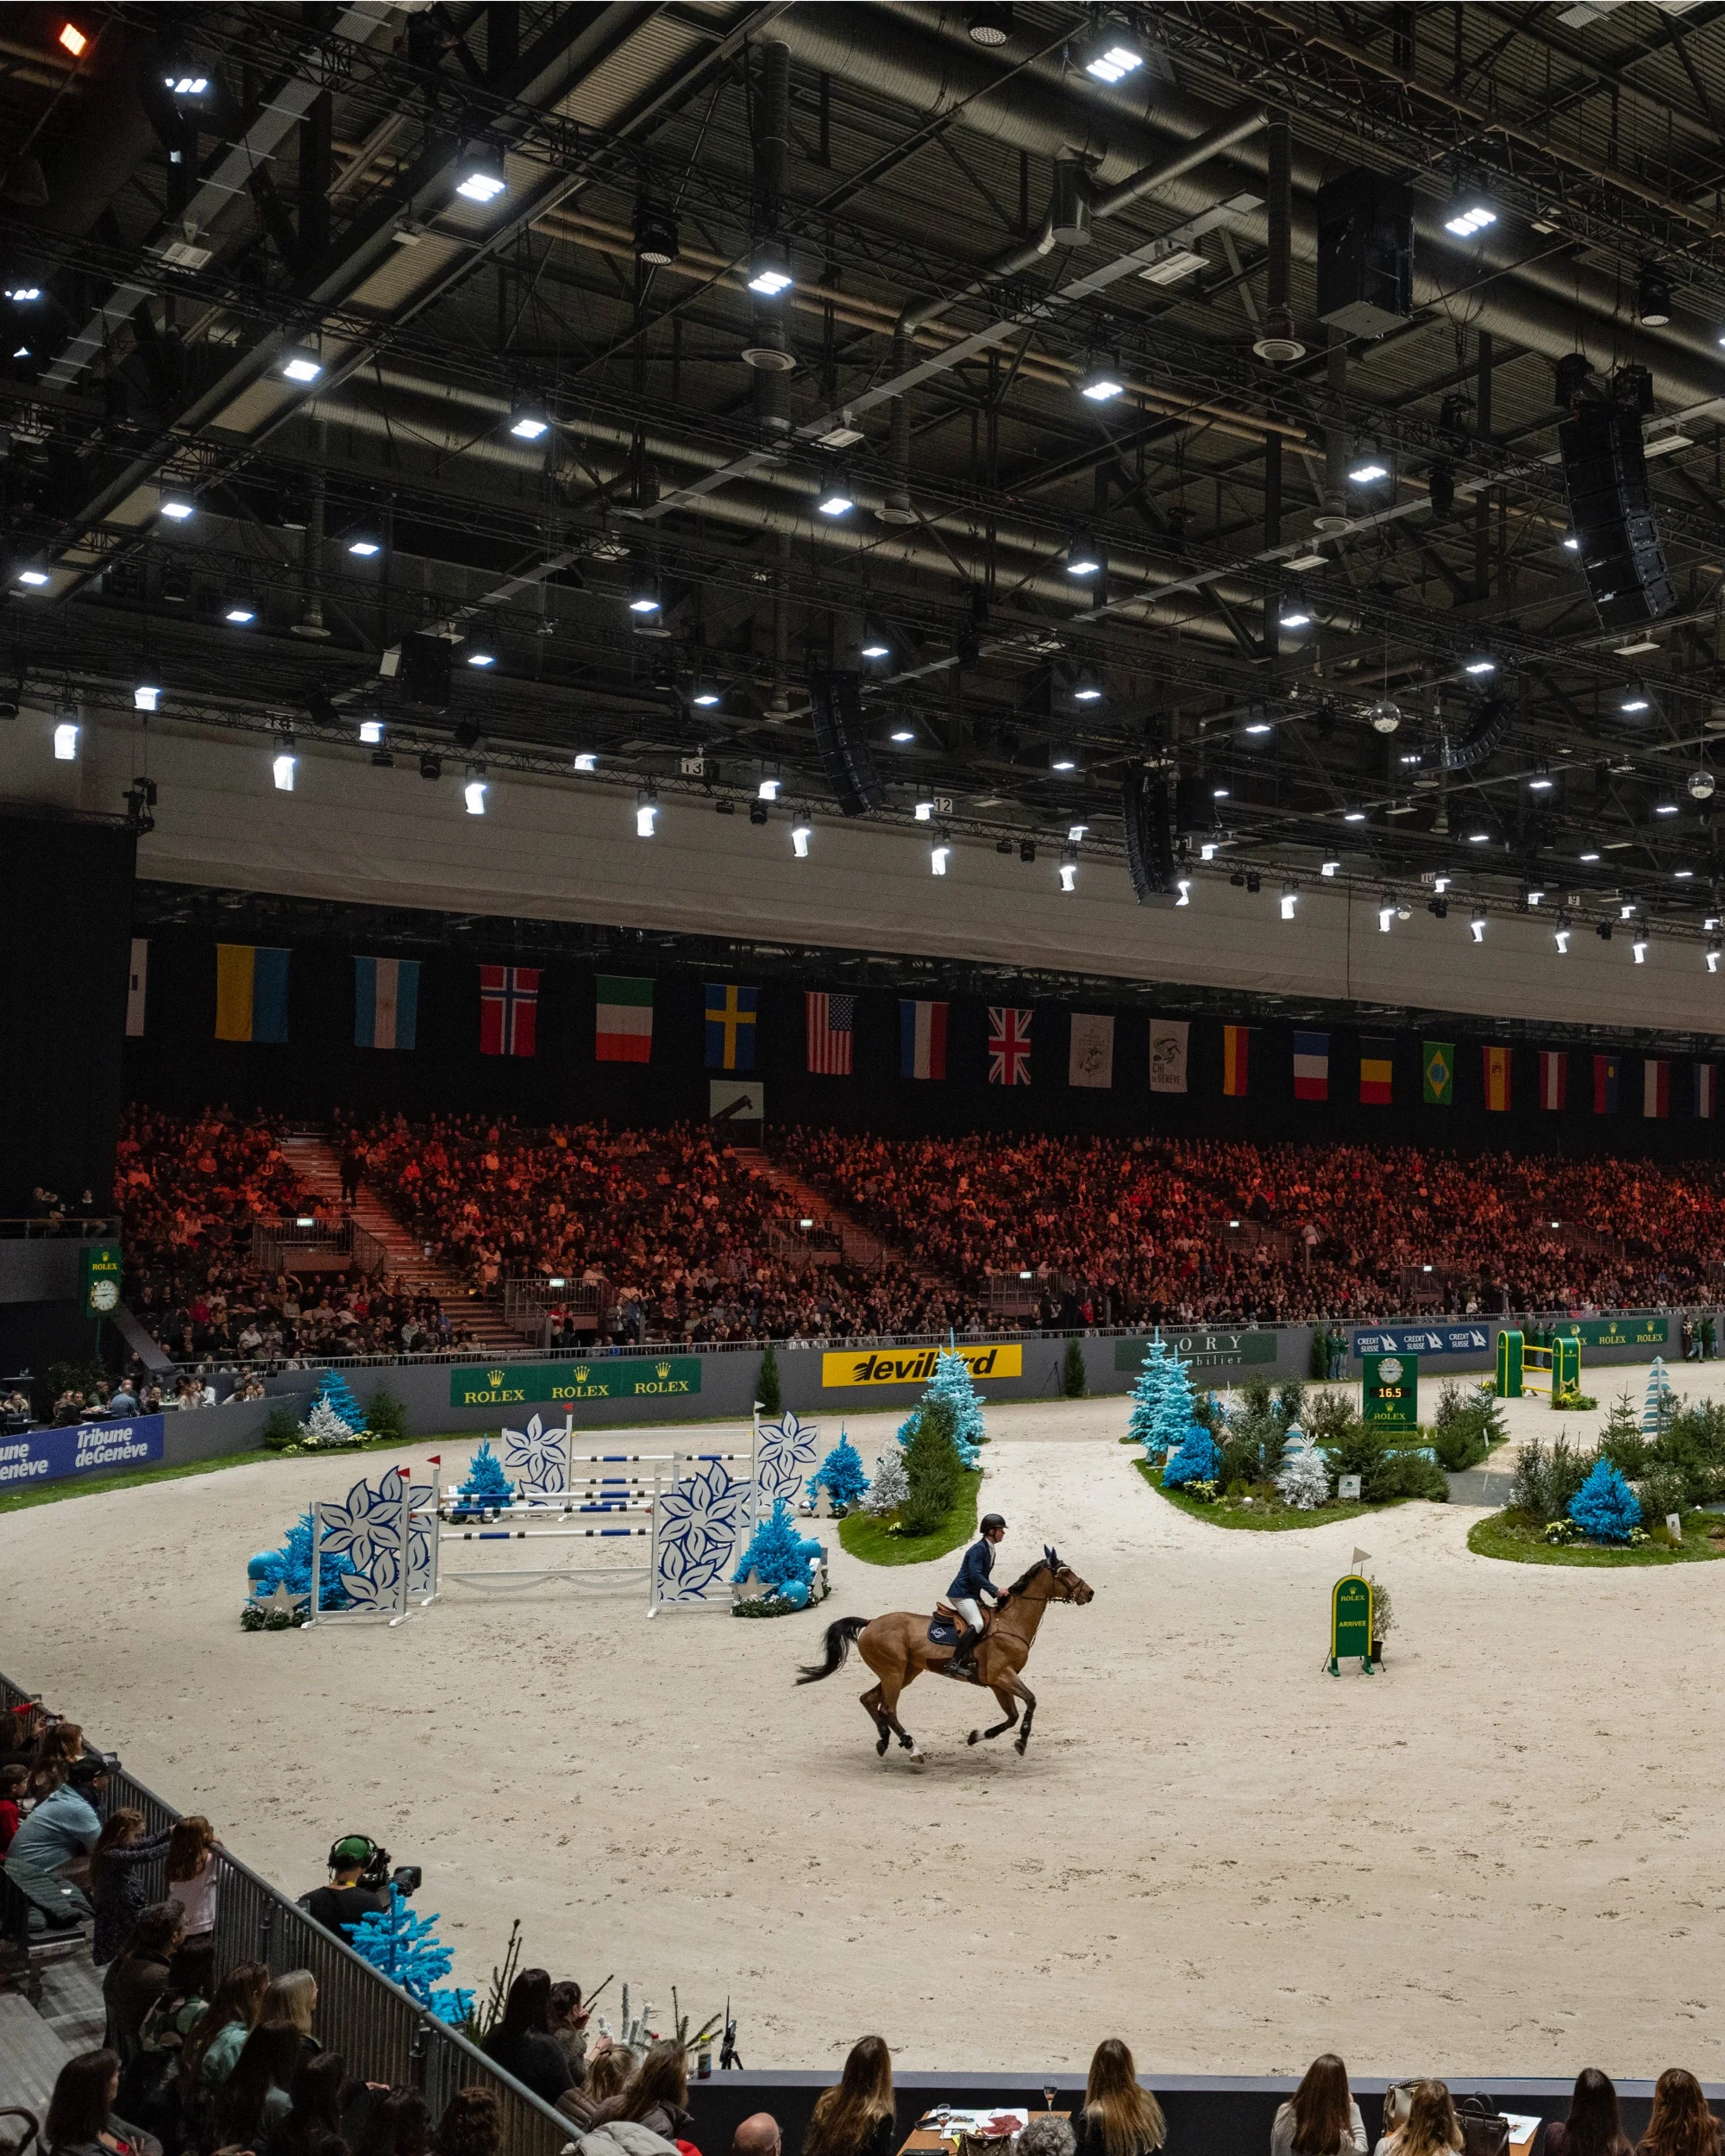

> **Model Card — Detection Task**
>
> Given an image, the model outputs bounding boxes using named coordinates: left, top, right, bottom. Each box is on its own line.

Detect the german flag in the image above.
left=1221, top=1025, right=1250, bottom=1097
left=1359, top=1037, right=1393, bottom=1106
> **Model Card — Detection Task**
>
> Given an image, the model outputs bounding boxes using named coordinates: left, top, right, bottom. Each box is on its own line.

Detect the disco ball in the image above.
left=1690, top=769, right=1716, bottom=800
left=1369, top=698, right=1402, bottom=734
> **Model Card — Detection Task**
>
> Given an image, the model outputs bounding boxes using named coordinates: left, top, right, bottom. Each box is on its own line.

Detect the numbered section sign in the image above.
left=1363, top=1350, right=1418, bottom=1430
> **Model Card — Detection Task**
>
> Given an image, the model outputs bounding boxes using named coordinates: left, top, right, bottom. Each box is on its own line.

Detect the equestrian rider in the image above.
left=945, top=1512, right=1008, bottom=1677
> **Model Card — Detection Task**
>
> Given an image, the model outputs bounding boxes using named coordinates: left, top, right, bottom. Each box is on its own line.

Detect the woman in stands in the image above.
left=1544, top=2071, right=1634, bottom=2156
left=273, top=2052, right=348, bottom=2156
left=43, top=2046, right=160, bottom=2156
left=1639, top=2071, right=1722, bottom=2156
left=589, top=2038, right=695, bottom=2146
left=182, top=1959, right=268, bottom=2103
left=210, top=2019, right=302, bottom=2153
left=102, top=1903, right=185, bottom=2073
left=90, top=1808, right=172, bottom=1966
left=432, top=2089, right=501, bottom=2156
left=260, top=1969, right=322, bottom=2066
left=1270, top=2056, right=1368, bottom=2156
left=1071, top=2040, right=1167, bottom=2156
left=480, top=1967, right=573, bottom=2105
left=1372, top=2084, right=1462, bottom=2156
left=29, top=1716, right=85, bottom=1797
left=801, top=2035, right=896, bottom=2156
left=162, top=1815, right=221, bottom=1988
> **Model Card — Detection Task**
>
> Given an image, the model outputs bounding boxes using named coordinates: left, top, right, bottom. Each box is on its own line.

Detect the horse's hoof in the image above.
left=1014, top=1735, right=1030, bottom=1756
left=875, top=1736, right=889, bottom=1757
left=967, top=1729, right=981, bottom=1745
left=907, top=1748, right=925, bottom=1764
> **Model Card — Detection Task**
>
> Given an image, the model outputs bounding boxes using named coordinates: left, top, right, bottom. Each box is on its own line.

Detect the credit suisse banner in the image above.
left=1352, top=1325, right=1490, bottom=1357
left=0, top=1415, right=166, bottom=1490
left=822, top=1343, right=1024, bottom=1389
left=449, top=1357, right=702, bottom=1409
left=1113, top=1330, right=1277, bottom=1372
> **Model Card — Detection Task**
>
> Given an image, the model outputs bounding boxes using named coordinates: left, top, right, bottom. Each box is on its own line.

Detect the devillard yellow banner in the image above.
left=822, top=1343, right=1023, bottom=1388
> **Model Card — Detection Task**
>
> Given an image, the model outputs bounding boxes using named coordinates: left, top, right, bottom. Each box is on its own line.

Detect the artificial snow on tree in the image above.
left=807, top=1434, right=869, bottom=1513
left=865, top=1445, right=908, bottom=1517
left=343, top=1884, right=473, bottom=2026
left=1568, top=1457, right=1643, bottom=1543
left=299, top=1397, right=361, bottom=1451
left=1274, top=1427, right=1332, bottom=1510
left=246, top=1509, right=353, bottom=1611
left=1164, top=1424, right=1221, bottom=1490
left=916, top=1345, right=986, bottom=1464
left=455, top=1440, right=515, bottom=1511
left=731, top=1498, right=824, bottom=1602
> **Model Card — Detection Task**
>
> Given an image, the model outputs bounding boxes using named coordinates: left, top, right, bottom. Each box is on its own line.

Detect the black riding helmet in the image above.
left=981, top=1512, right=1007, bottom=1532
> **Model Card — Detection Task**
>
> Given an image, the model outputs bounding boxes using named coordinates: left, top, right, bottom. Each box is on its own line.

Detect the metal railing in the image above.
left=0, top=1216, right=120, bottom=1240
left=0, top=1669, right=576, bottom=2156
left=501, top=1277, right=611, bottom=1341
left=252, top=1217, right=388, bottom=1277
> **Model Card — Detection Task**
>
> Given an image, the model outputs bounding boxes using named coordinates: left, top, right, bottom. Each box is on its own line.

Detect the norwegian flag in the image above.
left=805, top=991, right=855, bottom=1075
left=480, top=965, right=540, bottom=1056
left=988, top=1006, right=1032, bottom=1085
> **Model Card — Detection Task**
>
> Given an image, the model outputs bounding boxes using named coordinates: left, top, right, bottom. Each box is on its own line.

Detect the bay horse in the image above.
left=796, top=1548, right=1093, bottom=1761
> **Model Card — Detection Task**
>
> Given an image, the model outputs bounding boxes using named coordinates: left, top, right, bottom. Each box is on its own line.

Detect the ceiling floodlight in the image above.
left=1175, top=878, right=1192, bottom=906
left=1320, top=858, right=1340, bottom=877
left=1278, top=605, right=1312, bottom=630
left=1079, top=367, right=1126, bottom=404
left=692, top=686, right=722, bottom=707
left=1443, top=187, right=1496, bottom=238
left=1470, top=909, right=1487, bottom=943
left=1081, top=22, right=1146, bottom=83
left=1344, top=809, right=1366, bottom=823
left=359, top=719, right=385, bottom=745
left=1072, top=671, right=1103, bottom=703
left=636, top=798, right=657, bottom=837
left=53, top=719, right=78, bottom=761
left=135, top=684, right=160, bottom=711
left=818, top=489, right=856, bottom=517
left=1634, top=936, right=1649, bottom=963
left=1467, top=829, right=1490, bottom=844
left=628, top=570, right=662, bottom=615
left=16, top=568, right=49, bottom=587
left=932, top=843, right=950, bottom=876
left=273, top=746, right=297, bottom=792
left=1655, top=801, right=1679, bottom=816
left=889, top=724, right=915, bottom=743
left=223, top=601, right=255, bottom=624
left=860, top=629, right=891, bottom=660
left=280, top=350, right=322, bottom=384
left=1563, top=533, right=1581, bottom=551
left=967, top=3, right=1013, bottom=43
left=913, top=799, right=934, bottom=822
left=1348, top=451, right=1389, bottom=485
left=159, top=496, right=194, bottom=521
left=1058, top=862, right=1077, bottom=893
left=634, top=204, right=681, bottom=267
left=1065, top=539, right=1102, bottom=578
left=1279, top=888, right=1297, bottom=920
left=759, top=777, right=781, bottom=801
left=58, top=22, right=88, bottom=57
left=464, top=774, right=487, bottom=815
left=1199, top=842, right=1219, bottom=862
left=348, top=536, right=381, bottom=557
left=1622, top=693, right=1650, bottom=713
left=466, top=649, right=495, bottom=668
left=509, top=398, right=550, bottom=442
left=1636, top=263, right=1672, bottom=329
left=1377, top=901, right=1395, bottom=932
left=1709, top=943, right=1722, bottom=975
left=791, top=818, right=812, bottom=858
left=748, top=239, right=793, bottom=296
left=573, top=752, right=597, bottom=773
left=1464, top=656, right=1495, bottom=675
left=455, top=154, right=507, bottom=205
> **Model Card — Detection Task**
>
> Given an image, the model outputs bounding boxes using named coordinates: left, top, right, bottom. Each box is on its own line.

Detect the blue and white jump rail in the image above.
left=302, top=1408, right=826, bottom=1622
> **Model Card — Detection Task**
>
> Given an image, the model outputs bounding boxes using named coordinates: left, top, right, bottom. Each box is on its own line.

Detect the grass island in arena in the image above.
left=3, top=3, right=1725, bottom=2152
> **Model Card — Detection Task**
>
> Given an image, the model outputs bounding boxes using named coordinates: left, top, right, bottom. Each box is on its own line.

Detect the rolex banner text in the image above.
left=451, top=1357, right=702, bottom=1407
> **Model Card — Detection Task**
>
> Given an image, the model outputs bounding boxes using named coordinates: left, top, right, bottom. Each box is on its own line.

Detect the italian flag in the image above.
left=595, top=975, right=654, bottom=1062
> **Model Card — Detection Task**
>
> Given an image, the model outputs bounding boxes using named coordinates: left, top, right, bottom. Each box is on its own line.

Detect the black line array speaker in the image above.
left=397, top=632, right=453, bottom=711
left=809, top=668, right=884, bottom=817
left=1315, top=168, right=1414, bottom=337
left=1559, top=401, right=1676, bottom=631
left=1123, top=770, right=1176, bottom=901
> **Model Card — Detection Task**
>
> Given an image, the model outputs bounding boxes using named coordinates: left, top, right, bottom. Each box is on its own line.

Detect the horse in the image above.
left=795, top=1548, right=1093, bottom=1762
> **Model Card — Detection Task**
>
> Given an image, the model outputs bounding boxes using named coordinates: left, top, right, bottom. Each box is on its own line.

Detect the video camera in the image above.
left=328, top=1835, right=421, bottom=1899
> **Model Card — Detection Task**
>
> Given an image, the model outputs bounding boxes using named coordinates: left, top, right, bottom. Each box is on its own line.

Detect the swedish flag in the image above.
left=705, top=982, right=758, bottom=1070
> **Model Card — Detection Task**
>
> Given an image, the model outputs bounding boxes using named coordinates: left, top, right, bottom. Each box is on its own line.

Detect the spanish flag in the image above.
left=215, top=943, right=290, bottom=1043
left=1483, top=1044, right=1512, bottom=1112
left=1221, top=1025, right=1250, bottom=1097
left=1359, top=1037, right=1393, bottom=1106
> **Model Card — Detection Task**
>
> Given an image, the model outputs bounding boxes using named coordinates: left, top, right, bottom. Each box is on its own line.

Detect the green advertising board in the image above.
left=449, top=1357, right=702, bottom=1410
left=1113, top=1329, right=1278, bottom=1373
left=1547, top=1315, right=1668, bottom=1350
left=1363, top=1350, right=1419, bottom=1430
left=81, top=1242, right=122, bottom=1317
left=1328, top=1575, right=1375, bottom=1676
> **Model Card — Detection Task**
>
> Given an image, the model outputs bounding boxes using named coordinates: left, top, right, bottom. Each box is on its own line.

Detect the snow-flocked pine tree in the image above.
left=299, top=1396, right=359, bottom=1450
left=1274, top=1427, right=1331, bottom=1510
left=865, top=1445, right=909, bottom=1516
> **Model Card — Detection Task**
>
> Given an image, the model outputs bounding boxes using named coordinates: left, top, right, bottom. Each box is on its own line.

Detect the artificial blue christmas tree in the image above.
left=343, top=1884, right=474, bottom=2025
left=1153, top=1351, right=1196, bottom=1457
left=1568, top=1457, right=1642, bottom=1543
left=731, top=1498, right=824, bottom=1604
left=455, top=1440, right=515, bottom=1511
left=807, top=1434, right=869, bottom=1512
left=895, top=1346, right=984, bottom=1468
left=1164, top=1424, right=1221, bottom=1490
left=247, top=1509, right=353, bottom=1609
left=312, top=1370, right=365, bottom=1428
left=1127, top=1336, right=1172, bottom=1452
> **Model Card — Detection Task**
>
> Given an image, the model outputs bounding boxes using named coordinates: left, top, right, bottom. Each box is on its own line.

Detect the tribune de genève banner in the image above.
left=0, top=1416, right=166, bottom=1490
left=450, top=1357, right=702, bottom=1409
left=1113, top=1330, right=1278, bottom=1372
left=821, top=1343, right=1024, bottom=1389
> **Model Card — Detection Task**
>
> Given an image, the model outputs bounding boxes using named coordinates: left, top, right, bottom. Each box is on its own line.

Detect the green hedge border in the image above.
left=837, top=1468, right=982, bottom=1566
left=1136, top=1458, right=1400, bottom=1532
left=1467, top=1507, right=1725, bottom=1566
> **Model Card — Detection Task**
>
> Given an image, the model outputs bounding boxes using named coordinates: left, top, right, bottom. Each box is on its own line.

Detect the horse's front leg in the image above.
left=1011, top=1676, right=1038, bottom=1755
left=968, top=1684, right=1020, bottom=1745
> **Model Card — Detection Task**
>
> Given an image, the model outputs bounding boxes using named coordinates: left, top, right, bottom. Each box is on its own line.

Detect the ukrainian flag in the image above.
left=215, top=943, right=291, bottom=1043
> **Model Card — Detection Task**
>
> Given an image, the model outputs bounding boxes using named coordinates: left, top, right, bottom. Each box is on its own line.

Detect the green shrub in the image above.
left=757, top=1342, right=783, bottom=1419
left=1512, top=1434, right=1593, bottom=1523
left=262, top=1401, right=304, bottom=1451
left=1657, top=1399, right=1725, bottom=1506
left=362, top=1386, right=409, bottom=1444
left=900, top=1396, right=962, bottom=1535
left=1429, top=1379, right=1505, bottom=1471
left=1061, top=1337, right=1088, bottom=1398
left=1315, top=1414, right=1446, bottom=1502
left=1275, top=1378, right=1308, bottom=1428
left=1639, top=1459, right=1690, bottom=1524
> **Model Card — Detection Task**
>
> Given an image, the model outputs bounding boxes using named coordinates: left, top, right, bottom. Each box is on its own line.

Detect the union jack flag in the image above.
left=480, top=965, right=539, bottom=1056
left=806, top=991, right=855, bottom=1075
left=988, top=1006, right=1032, bottom=1085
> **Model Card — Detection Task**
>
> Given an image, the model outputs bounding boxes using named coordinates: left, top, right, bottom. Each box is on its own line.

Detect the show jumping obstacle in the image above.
left=301, top=1407, right=829, bottom=1623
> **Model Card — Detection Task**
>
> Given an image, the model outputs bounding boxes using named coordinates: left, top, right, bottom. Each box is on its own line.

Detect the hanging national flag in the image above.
left=1483, top=1044, right=1512, bottom=1112
left=1220, top=1024, right=1249, bottom=1098
left=1593, top=1053, right=1621, bottom=1114
left=704, top=982, right=757, bottom=1071
left=988, top=1006, right=1032, bottom=1085
left=1422, top=1041, right=1454, bottom=1106
left=594, top=975, right=653, bottom=1063
left=900, top=999, right=948, bottom=1081
left=1359, top=1037, right=1394, bottom=1106
left=1697, top=1062, right=1716, bottom=1120
left=1292, top=1031, right=1329, bottom=1101
left=354, top=956, right=420, bottom=1051
left=806, top=991, right=856, bottom=1075
left=1149, top=1018, right=1189, bottom=1094
left=1644, top=1057, right=1670, bottom=1119
left=1540, top=1050, right=1567, bottom=1111
left=1069, top=1012, right=1114, bottom=1089
left=480, top=964, right=540, bottom=1057
left=126, top=938, right=148, bottom=1038
left=215, top=943, right=290, bottom=1043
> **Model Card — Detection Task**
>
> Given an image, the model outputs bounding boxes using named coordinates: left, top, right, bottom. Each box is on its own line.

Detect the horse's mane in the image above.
left=1005, top=1557, right=1052, bottom=1595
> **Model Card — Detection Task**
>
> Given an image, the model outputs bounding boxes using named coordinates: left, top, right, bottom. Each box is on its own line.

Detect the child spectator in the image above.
left=0, top=1761, right=27, bottom=1853
left=90, top=1808, right=172, bottom=1966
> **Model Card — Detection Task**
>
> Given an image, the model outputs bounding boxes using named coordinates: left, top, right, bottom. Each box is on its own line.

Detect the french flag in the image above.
left=1539, top=1050, right=1566, bottom=1111
left=899, top=999, right=948, bottom=1080
left=1645, top=1058, right=1670, bottom=1119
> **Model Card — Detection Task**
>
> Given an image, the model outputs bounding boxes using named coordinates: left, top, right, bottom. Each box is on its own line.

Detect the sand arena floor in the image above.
left=3, top=1366, right=1724, bottom=2079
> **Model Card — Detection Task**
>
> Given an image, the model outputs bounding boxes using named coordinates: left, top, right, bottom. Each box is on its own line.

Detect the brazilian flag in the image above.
left=1422, top=1040, right=1454, bottom=1105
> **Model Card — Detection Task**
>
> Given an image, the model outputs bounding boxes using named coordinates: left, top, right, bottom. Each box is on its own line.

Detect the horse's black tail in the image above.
left=796, top=1614, right=869, bottom=1684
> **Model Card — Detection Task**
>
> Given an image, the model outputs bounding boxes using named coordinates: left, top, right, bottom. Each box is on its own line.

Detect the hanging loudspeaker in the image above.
left=1122, top=770, right=1176, bottom=902
left=809, top=669, right=884, bottom=817
left=1559, top=402, right=1675, bottom=631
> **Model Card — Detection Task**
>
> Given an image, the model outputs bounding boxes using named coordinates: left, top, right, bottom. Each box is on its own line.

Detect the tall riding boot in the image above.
left=949, top=1626, right=985, bottom=1680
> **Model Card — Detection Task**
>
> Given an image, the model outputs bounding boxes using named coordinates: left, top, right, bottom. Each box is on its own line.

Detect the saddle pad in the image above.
left=926, top=1614, right=958, bottom=1646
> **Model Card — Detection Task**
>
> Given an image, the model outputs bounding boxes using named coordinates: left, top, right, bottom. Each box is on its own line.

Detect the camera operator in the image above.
left=300, top=1837, right=392, bottom=1936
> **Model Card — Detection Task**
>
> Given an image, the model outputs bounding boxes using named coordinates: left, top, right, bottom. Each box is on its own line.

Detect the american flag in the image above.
left=806, top=991, right=856, bottom=1075
left=988, top=1005, right=1032, bottom=1085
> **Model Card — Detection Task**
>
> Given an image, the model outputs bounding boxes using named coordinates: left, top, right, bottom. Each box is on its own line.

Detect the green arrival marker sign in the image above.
left=1329, top=1574, right=1376, bottom=1676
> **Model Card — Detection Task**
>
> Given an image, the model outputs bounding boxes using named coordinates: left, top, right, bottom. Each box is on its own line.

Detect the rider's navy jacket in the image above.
left=947, top=1536, right=999, bottom=1603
